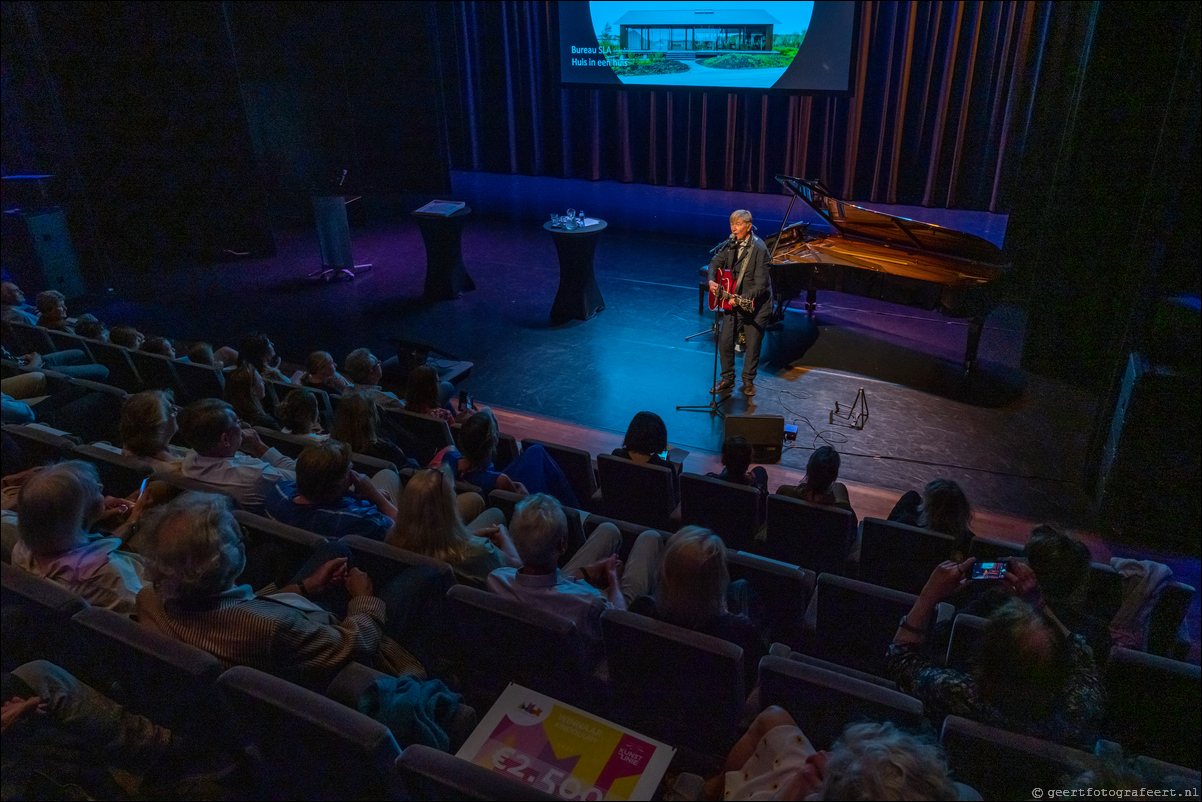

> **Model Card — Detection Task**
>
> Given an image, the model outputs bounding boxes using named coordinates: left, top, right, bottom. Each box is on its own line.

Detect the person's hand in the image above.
left=345, top=567, right=374, bottom=598
left=97, top=495, right=132, bottom=523
left=302, top=558, right=349, bottom=595
left=1002, top=559, right=1043, bottom=607
left=1, top=465, right=44, bottom=488
left=21, top=352, right=44, bottom=370
left=1, top=696, right=45, bottom=734
left=918, top=558, right=975, bottom=603
left=476, top=524, right=510, bottom=545
left=348, top=471, right=374, bottom=498
left=708, top=280, right=721, bottom=295
left=239, top=427, right=268, bottom=457
left=582, top=555, right=622, bottom=587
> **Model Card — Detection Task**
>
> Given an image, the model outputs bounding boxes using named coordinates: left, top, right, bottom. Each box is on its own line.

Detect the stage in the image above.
left=94, top=212, right=1097, bottom=525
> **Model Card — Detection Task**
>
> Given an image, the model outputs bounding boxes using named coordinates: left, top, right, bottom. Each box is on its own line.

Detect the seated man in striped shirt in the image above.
left=136, top=492, right=422, bottom=689
left=264, top=439, right=399, bottom=541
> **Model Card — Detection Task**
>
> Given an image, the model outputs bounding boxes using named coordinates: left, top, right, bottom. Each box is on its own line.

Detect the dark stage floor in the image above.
left=94, top=214, right=1099, bottom=529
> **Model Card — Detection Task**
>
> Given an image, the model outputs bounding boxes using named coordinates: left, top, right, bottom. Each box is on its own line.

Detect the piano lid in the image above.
left=774, top=175, right=1009, bottom=270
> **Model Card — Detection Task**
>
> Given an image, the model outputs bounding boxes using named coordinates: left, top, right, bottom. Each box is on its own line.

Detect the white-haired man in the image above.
left=487, top=493, right=662, bottom=644
left=707, top=209, right=773, bottom=397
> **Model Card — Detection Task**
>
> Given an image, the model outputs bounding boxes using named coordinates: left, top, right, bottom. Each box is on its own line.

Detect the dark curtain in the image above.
left=436, top=0, right=1050, bottom=212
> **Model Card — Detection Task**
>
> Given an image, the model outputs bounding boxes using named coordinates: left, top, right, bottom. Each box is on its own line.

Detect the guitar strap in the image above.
left=732, top=238, right=753, bottom=294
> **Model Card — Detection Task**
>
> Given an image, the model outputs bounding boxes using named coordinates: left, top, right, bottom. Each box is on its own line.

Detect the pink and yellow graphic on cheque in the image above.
left=467, top=699, right=663, bottom=800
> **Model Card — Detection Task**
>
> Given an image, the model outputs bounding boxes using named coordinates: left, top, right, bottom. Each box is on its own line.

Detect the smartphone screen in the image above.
left=459, top=390, right=469, bottom=409
left=971, top=561, right=1007, bottom=580
left=136, top=477, right=149, bottom=501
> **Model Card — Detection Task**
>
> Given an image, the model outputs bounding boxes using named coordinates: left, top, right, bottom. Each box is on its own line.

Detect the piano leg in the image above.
left=805, top=286, right=817, bottom=314
left=964, top=317, right=984, bottom=375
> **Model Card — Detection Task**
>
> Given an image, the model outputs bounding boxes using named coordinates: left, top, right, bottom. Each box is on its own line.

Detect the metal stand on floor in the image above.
left=677, top=309, right=727, bottom=418
left=309, top=192, right=372, bottom=282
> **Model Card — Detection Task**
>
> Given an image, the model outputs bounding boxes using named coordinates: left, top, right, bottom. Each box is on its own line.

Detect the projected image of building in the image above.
left=616, top=8, right=781, bottom=55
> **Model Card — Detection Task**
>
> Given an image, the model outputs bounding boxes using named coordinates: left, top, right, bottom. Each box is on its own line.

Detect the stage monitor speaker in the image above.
left=724, top=415, right=785, bottom=464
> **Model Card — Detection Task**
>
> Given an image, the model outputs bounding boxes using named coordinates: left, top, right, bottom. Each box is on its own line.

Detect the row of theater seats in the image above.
left=5, top=521, right=1200, bottom=799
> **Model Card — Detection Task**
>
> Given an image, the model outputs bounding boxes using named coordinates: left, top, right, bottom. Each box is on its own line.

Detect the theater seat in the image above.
left=520, top=438, right=598, bottom=509
left=858, top=517, right=958, bottom=594
left=758, top=655, right=924, bottom=750
left=595, top=453, right=676, bottom=532
left=217, top=665, right=402, bottom=800
left=761, top=494, right=853, bottom=576
left=234, top=510, right=324, bottom=589
left=1, top=562, right=88, bottom=669
left=727, top=550, right=813, bottom=647
left=2, top=423, right=78, bottom=468
left=128, top=349, right=185, bottom=396
left=68, top=605, right=227, bottom=743
left=1103, top=647, right=1200, bottom=768
left=810, top=573, right=954, bottom=678
left=445, top=584, right=595, bottom=711
left=601, top=608, right=745, bottom=758
left=86, top=339, right=144, bottom=392
left=173, top=358, right=226, bottom=403
left=73, top=443, right=153, bottom=498
left=397, top=745, right=558, bottom=801
left=940, top=715, right=1095, bottom=800
left=680, top=472, right=762, bottom=552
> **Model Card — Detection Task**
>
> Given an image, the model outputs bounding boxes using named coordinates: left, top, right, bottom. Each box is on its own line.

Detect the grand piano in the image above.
left=764, top=175, right=1011, bottom=374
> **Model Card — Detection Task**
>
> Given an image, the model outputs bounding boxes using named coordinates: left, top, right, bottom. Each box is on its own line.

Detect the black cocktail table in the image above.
left=544, top=219, right=607, bottom=324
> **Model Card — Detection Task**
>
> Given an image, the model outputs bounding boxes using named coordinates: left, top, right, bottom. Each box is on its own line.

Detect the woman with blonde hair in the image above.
left=301, top=351, right=350, bottom=394
left=329, top=392, right=412, bottom=467
left=630, top=526, right=765, bottom=688
left=386, top=466, right=518, bottom=586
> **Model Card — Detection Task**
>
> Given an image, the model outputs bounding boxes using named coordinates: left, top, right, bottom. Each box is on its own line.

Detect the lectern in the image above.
left=310, top=194, right=371, bottom=281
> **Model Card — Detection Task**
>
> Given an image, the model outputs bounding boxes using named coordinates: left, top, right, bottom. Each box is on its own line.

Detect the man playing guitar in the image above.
left=707, top=209, right=773, bottom=397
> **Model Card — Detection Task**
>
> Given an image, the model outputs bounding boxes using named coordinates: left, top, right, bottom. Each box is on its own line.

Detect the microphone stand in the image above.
left=677, top=237, right=738, bottom=418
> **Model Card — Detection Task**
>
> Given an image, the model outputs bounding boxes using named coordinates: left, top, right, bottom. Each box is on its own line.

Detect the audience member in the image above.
left=1, top=343, right=110, bottom=383
left=13, top=461, right=148, bottom=615
left=35, top=290, right=71, bottom=331
left=713, top=707, right=961, bottom=801
left=343, top=348, right=405, bottom=413
left=2, top=368, right=113, bottom=430
left=141, top=336, right=177, bottom=358
left=136, top=492, right=423, bottom=688
left=487, top=493, right=662, bottom=643
left=226, top=362, right=280, bottom=430
left=330, top=392, right=414, bottom=467
left=707, top=435, right=769, bottom=517
left=888, top=558, right=1104, bottom=746
left=629, top=527, right=765, bottom=690
left=386, top=466, right=519, bottom=585
left=777, top=445, right=859, bottom=557
left=404, top=365, right=463, bottom=422
left=265, top=439, right=399, bottom=541
left=73, top=313, right=109, bottom=342
left=187, top=342, right=216, bottom=367
left=1, top=660, right=183, bottom=800
left=440, top=409, right=579, bottom=507
left=1, top=282, right=39, bottom=325
left=110, top=325, right=145, bottom=351
left=613, top=410, right=681, bottom=501
left=275, top=388, right=326, bottom=438
left=301, top=350, right=350, bottom=394
left=116, top=390, right=186, bottom=470
left=238, top=332, right=286, bottom=382
left=1018, top=526, right=1110, bottom=657
left=889, top=478, right=975, bottom=560
left=177, top=399, right=296, bottom=511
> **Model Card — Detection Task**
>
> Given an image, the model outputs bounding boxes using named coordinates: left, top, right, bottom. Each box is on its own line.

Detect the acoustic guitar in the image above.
left=708, top=267, right=755, bottom=312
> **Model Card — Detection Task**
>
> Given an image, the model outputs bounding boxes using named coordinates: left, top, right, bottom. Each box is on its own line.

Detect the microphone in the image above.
left=339, top=169, right=347, bottom=187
